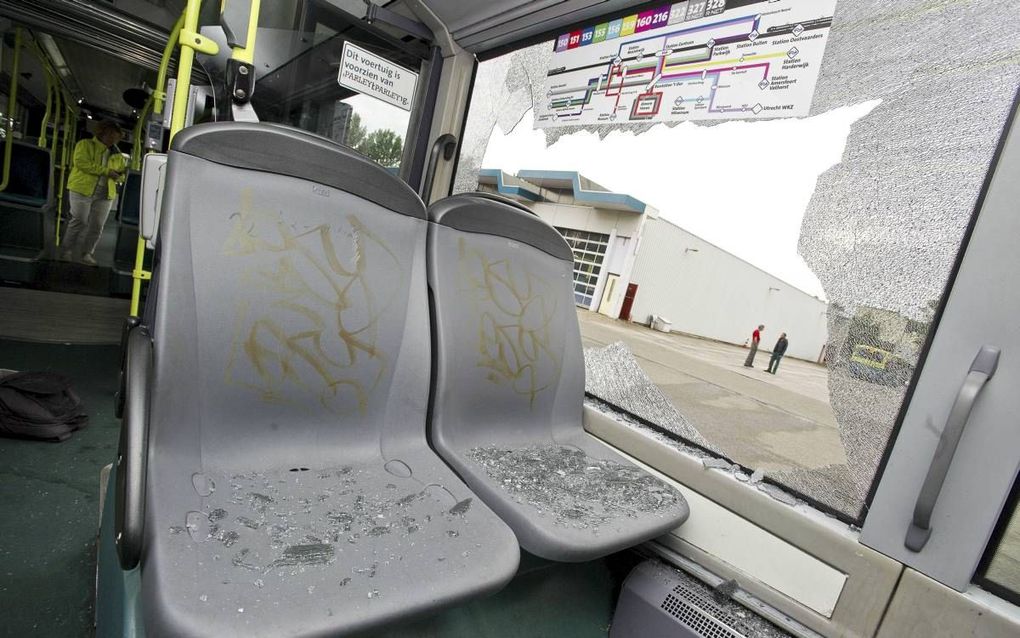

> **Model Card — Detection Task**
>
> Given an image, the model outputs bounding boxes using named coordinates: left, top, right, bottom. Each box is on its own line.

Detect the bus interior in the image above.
left=0, top=1, right=1019, bottom=637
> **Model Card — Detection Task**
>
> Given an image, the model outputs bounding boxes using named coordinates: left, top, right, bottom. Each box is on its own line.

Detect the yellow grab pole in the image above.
left=0, top=28, right=22, bottom=192
left=50, top=89, right=63, bottom=245
left=50, top=87, right=61, bottom=158
left=154, top=14, right=184, bottom=118
left=55, top=102, right=74, bottom=246
left=129, top=5, right=216, bottom=316
left=131, top=12, right=184, bottom=171
left=130, top=97, right=152, bottom=170
left=37, top=68, right=52, bottom=147
left=25, top=39, right=64, bottom=153
left=170, top=3, right=218, bottom=140
left=223, top=0, right=261, bottom=65
left=27, top=39, right=60, bottom=148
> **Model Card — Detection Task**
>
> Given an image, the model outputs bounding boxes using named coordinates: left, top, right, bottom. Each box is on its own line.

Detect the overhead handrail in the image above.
left=129, top=3, right=217, bottom=317
left=0, top=28, right=22, bottom=193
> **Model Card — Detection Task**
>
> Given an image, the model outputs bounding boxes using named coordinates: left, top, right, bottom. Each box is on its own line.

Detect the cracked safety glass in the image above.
left=452, top=0, right=1020, bottom=521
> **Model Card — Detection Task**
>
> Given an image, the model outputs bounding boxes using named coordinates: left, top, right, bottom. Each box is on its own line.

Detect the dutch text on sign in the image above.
left=338, top=42, right=419, bottom=111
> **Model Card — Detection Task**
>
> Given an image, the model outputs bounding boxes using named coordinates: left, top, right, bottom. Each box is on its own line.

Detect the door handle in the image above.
left=905, top=345, right=1000, bottom=552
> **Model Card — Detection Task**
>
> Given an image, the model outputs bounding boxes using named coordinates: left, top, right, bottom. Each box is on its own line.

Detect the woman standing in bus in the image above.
left=59, top=120, right=126, bottom=265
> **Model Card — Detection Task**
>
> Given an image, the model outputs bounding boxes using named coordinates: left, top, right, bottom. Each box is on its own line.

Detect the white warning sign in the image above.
left=338, top=42, right=419, bottom=111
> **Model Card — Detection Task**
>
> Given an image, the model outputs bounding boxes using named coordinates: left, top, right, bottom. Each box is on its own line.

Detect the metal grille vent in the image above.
left=659, top=583, right=746, bottom=638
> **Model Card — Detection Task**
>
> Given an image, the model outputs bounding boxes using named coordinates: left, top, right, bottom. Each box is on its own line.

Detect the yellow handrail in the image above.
left=129, top=5, right=216, bottom=316
left=0, top=28, right=22, bottom=193
left=170, top=4, right=218, bottom=140
left=50, top=89, right=64, bottom=245
left=224, top=0, right=261, bottom=65
left=130, top=97, right=152, bottom=170
left=155, top=14, right=185, bottom=118
left=37, top=66, right=53, bottom=148
left=25, top=38, right=61, bottom=149
left=129, top=11, right=185, bottom=171
left=23, top=37, right=69, bottom=247
left=55, top=101, right=75, bottom=246
left=50, top=86, right=62, bottom=159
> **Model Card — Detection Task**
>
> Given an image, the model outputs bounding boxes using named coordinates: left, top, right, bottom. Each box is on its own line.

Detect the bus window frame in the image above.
left=445, top=12, right=1020, bottom=538
left=247, top=0, right=437, bottom=188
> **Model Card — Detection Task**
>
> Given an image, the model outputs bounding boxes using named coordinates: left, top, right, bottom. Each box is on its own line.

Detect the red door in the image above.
left=618, top=283, right=638, bottom=321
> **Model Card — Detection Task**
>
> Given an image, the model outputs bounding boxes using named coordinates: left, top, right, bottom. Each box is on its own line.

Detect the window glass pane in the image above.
left=453, top=1, right=1020, bottom=520
left=983, top=501, right=1020, bottom=601
left=245, top=0, right=425, bottom=173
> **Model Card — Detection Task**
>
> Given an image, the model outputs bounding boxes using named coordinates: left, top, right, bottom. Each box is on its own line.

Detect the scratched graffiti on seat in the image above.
left=458, top=238, right=561, bottom=406
left=222, top=190, right=400, bottom=414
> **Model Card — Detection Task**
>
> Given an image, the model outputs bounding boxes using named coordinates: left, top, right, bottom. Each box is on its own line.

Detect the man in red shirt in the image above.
left=744, top=324, right=764, bottom=367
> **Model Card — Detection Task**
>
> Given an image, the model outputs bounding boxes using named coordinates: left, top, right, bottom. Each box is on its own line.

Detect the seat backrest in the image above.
left=427, top=193, right=584, bottom=450
left=0, top=142, right=52, bottom=208
left=147, top=122, right=430, bottom=471
left=117, top=171, right=142, bottom=225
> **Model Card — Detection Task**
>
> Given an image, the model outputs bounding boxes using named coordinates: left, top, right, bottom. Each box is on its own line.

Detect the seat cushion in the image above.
left=442, top=438, right=688, bottom=562
left=143, top=451, right=518, bottom=637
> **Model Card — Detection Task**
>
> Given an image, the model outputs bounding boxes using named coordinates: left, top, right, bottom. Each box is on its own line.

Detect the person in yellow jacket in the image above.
left=59, top=120, right=127, bottom=265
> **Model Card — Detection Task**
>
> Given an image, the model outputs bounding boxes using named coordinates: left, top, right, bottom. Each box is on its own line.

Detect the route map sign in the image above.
left=536, top=0, right=837, bottom=128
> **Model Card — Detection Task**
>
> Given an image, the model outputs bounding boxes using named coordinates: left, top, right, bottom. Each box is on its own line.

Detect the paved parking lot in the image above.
left=578, top=310, right=847, bottom=477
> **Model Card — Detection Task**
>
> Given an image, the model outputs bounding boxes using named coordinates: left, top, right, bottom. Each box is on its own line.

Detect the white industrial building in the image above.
left=478, top=169, right=829, bottom=362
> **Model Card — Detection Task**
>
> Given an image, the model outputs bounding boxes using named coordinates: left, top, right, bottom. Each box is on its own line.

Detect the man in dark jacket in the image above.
left=767, top=333, right=788, bottom=374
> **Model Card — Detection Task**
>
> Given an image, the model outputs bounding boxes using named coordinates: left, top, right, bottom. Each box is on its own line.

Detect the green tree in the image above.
left=345, top=111, right=366, bottom=148
left=356, top=129, right=403, bottom=167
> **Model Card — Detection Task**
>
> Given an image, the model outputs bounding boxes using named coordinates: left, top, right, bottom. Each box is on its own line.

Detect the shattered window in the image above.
left=452, top=0, right=1020, bottom=521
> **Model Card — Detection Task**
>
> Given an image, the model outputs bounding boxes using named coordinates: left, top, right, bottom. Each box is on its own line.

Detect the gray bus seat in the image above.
left=426, top=193, right=690, bottom=562
left=121, top=124, right=519, bottom=637
left=0, top=142, right=51, bottom=263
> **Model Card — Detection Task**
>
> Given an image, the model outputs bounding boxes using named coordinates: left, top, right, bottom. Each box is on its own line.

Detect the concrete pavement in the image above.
left=578, top=310, right=853, bottom=506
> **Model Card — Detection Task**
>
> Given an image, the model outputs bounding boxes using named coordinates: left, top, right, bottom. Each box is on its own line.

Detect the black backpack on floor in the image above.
left=0, top=371, right=89, bottom=442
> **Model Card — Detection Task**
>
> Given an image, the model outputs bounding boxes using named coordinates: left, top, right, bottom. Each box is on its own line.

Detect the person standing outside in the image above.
left=59, top=120, right=127, bottom=265
left=767, top=333, right=789, bottom=374
left=744, top=324, right=764, bottom=367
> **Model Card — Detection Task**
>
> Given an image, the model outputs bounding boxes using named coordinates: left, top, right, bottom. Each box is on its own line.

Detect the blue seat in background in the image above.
left=0, top=142, right=52, bottom=262
left=118, top=171, right=142, bottom=226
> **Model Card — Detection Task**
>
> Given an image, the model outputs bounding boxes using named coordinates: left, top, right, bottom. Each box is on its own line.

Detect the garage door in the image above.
left=556, top=227, right=610, bottom=307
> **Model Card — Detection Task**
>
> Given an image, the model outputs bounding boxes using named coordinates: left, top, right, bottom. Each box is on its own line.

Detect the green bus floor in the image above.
left=375, top=552, right=625, bottom=637
left=0, top=339, right=122, bottom=637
